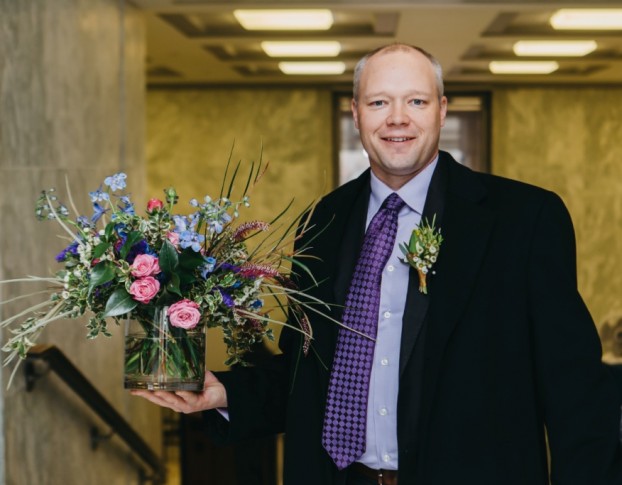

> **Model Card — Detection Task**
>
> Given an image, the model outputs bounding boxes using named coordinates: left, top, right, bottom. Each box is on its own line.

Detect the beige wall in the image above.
left=0, top=1, right=159, bottom=484
left=146, top=85, right=622, bottom=364
left=491, top=87, right=622, bottom=345
left=146, top=88, right=334, bottom=369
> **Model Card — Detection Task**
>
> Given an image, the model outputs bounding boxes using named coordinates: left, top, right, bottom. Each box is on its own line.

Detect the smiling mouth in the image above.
left=383, top=137, right=415, bottom=142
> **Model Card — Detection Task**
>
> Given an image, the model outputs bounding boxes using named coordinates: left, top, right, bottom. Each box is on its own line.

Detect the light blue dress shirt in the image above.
left=357, top=157, right=437, bottom=470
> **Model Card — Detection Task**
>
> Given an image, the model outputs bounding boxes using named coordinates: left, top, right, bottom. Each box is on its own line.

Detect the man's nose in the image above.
left=387, top=104, right=409, bottom=125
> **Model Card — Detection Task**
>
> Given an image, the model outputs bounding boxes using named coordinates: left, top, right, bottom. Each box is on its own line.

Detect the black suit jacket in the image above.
left=208, top=152, right=622, bottom=484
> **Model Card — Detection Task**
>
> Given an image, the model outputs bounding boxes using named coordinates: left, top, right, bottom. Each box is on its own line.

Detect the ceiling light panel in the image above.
left=261, top=41, right=341, bottom=57
left=550, top=9, right=622, bottom=30
left=278, top=62, right=346, bottom=75
left=234, top=9, right=334, bottom=31
left=489, top=61, right=559, bottom=74
left=513, top=40, right=597, bottom=57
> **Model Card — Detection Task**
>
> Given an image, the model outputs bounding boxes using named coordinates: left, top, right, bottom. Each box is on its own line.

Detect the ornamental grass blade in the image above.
left=219, top=142, right=235, bottom=200
left=226, top=159, right=242, bottom=200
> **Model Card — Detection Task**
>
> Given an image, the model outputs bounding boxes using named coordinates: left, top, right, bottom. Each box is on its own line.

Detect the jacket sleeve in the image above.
left=204, top=352, right=291, bottom=444
left=528, top=192, right=622, bottom=484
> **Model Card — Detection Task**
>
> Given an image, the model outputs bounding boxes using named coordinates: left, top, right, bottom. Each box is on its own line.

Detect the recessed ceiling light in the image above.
left=489, top=61, right=559, bottom=74
left=233, top=9, right=334, bottom=31
left=261, top=41, right=341, bottom=57
left=513, top=40, right=597, bottom=57
left=550, top=9, right=622, bottom=30
left=278, top=62, right=346, bottom=75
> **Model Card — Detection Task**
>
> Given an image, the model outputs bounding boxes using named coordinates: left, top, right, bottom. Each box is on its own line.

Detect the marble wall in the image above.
left=146, top=88, right=334, bottom=369
left=146, top=86, right=622, bottom=367
left=0, top=1, right=158, bottom=485
left=491, top=87, right=622, bottom=354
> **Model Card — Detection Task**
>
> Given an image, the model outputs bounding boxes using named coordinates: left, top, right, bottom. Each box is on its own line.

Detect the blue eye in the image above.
left=370, top=100, right=385, bottom=107
left=411, top=99, right=425, bottom=106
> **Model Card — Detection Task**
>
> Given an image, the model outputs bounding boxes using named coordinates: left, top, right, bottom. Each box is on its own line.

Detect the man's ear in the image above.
left=439, top=96, right=448, bottom=128
left=351, top=98, right=360, bottom=130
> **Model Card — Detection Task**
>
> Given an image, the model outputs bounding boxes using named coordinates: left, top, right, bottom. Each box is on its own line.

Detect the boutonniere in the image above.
left=399, top=215, right=443, bottom=294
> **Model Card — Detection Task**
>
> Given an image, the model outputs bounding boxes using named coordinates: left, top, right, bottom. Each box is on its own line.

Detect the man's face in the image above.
left=352, top=49, right=448, bottom=189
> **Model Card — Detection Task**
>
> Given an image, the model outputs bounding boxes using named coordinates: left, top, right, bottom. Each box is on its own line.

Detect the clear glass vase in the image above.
left=123, top=306, right=205, bottom=391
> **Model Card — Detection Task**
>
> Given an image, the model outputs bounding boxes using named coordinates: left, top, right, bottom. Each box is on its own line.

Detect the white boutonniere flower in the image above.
left=399, top=215, right=443, bottom=294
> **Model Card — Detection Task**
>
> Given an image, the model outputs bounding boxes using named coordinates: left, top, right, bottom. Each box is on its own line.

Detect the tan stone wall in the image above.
left=0, top=2, right=159, bottom=484
left=491, top=87, right=622, bottom=348
left=146, top=88, right=334, bottom=369
left=147, top=86, right=622, bottom=365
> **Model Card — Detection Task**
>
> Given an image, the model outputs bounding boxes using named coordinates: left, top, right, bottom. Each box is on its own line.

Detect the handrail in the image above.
left=26, top=344, right=163, bottom=482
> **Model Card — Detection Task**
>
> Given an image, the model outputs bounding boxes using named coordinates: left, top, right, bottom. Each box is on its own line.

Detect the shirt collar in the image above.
left=368, top=155, right=439, bottom=217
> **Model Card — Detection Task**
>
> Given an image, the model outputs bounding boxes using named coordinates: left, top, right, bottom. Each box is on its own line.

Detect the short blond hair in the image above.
left=352, top=43, right=444, bottom=102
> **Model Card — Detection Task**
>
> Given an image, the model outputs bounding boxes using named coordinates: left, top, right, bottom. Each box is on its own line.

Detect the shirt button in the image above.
left=383, top=454, right=391, bottom=463
left=383, top=311, right=391, bottom=319
left=381, top=358, right=389, bottom=366
left=387, top=265, right=394, bottom=272
left=379, top=408, right=387, bottom=416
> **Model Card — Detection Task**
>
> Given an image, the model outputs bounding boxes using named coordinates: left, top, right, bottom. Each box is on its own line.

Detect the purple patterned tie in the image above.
left=322, top=192, right=405, bottom=470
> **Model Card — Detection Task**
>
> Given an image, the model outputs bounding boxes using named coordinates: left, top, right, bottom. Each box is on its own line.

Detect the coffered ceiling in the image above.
left=133, top=0, right=622, bottom=87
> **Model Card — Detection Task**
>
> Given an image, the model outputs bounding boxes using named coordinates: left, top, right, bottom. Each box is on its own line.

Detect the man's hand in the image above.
left=130, top=371, right=227, bottom=413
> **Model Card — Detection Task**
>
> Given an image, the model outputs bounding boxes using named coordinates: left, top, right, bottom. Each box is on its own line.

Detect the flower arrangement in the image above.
left=1, top=158, right=319, bottom=387
left=399, top=215, right=443, bottom=294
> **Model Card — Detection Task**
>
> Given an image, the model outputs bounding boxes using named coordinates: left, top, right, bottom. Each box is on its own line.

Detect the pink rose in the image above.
left=166, top=231, right=181, bottom=250
left=168, top=299, right=201, bottom=330
left=129, top=276, right=160, bottom=304
left=130, top=254, right=161, bottom=278
left=146, top=198, right=164, bottom=213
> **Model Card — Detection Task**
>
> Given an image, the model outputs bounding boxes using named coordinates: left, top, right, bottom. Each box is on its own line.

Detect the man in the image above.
left=133, top=44, right=622, bottom=484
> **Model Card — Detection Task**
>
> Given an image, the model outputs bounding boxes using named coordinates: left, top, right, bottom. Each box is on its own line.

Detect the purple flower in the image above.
left=217, top=262, right=240, bottom=273
left=56, top=241, right=79, bottom=262
left=218, top=288, right=234, bottom=308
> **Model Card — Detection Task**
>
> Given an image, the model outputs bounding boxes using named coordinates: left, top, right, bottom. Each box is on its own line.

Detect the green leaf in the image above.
left=408, top=231, right=419, bottom=253
left=92, top=242, right=111, bottom=259
left=88, top=261, right=116, bottom=294
left=176, top=249, right=204, bottom=287
left=120, top=231, right=144, bottom=259
left=103, top=289, right=138, bottom=317
left=166, top=273, right=182, bottom=297
left=159, top=240, right=179, bottom=274
left=178, top=249, right=205, bottom=271
left=155, top=289, right=178, bottom=307
left=104, top=222, right=116, bottom=240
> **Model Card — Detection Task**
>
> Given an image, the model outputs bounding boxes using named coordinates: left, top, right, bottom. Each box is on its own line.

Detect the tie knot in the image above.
left=383, top=192, right=405, bottom=213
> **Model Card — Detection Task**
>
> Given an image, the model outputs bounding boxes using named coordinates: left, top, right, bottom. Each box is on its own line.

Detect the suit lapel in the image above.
left=416, top=155, right=496, bottom=429
left=399, top=157, right=448, bottom=376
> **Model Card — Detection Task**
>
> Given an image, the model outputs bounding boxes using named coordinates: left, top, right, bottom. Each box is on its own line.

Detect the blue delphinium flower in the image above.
left=250, top=299, right=263, bottom=310
left=116, top=195, right=135, bottom=216
left=91, top=202, right=108, bottom=223
left=89, top=187, right=110, bottom=203
left=104, top=173, right=127, bottom=192
left=173, top=215, right=192, bottom=233
left=179, top=230, right=205, bottom=253
left=76, top=216, right=91, bottom=228
left=200, top=257, right=217, bottom=279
